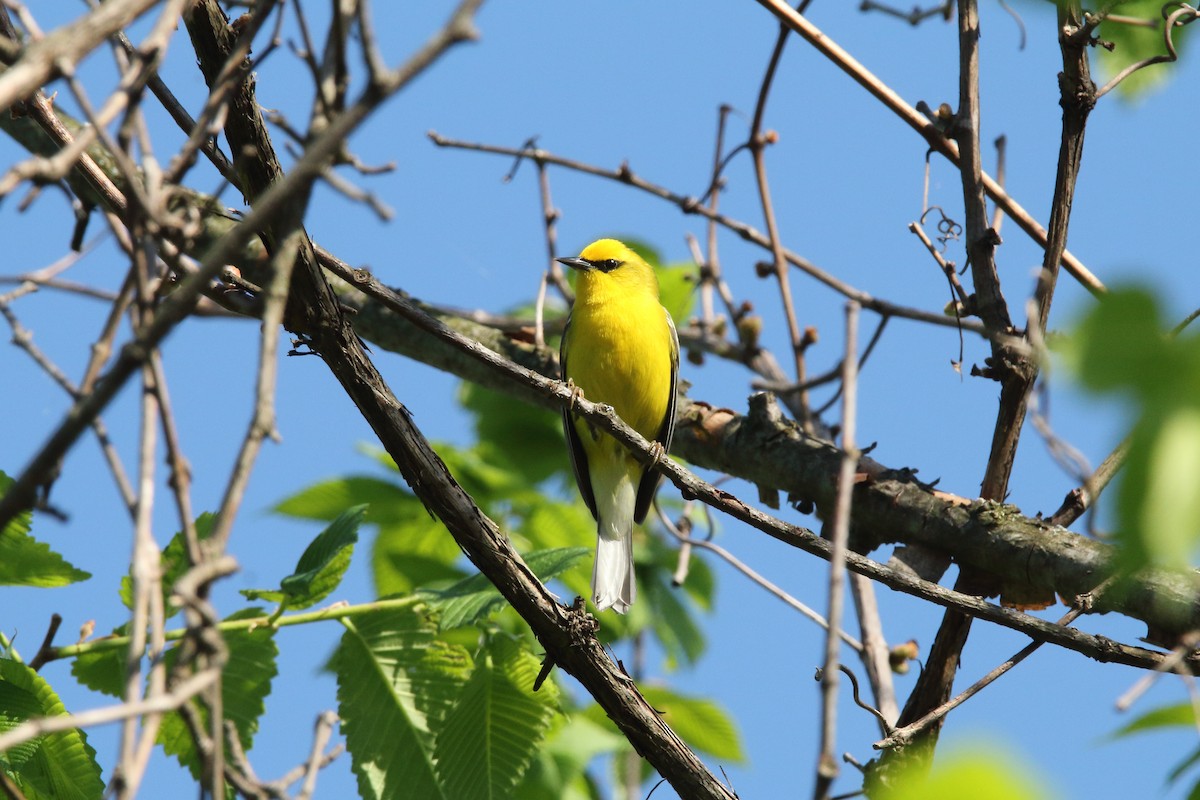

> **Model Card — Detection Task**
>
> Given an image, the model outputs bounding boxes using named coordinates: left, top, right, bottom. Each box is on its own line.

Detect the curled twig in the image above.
left=1095, top=3, right=1200, bottom=99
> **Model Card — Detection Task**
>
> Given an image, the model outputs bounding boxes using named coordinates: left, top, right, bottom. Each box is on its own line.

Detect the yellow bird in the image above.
left=557, top=239, right=679, bottom=613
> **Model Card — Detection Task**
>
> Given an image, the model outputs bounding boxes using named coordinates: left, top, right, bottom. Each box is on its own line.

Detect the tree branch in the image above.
left=751, top=0, right=1106, bottom=296
left=317, top=252, right=1200, bottom=657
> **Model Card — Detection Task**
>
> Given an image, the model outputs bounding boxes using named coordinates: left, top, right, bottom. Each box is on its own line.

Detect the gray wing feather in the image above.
left=561, top=315, right=599, bottom=520
left=633, top=308, right=678, bottom=523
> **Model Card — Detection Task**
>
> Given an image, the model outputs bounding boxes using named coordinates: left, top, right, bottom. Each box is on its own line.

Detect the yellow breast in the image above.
left=564, top=292, right=673, bottom=441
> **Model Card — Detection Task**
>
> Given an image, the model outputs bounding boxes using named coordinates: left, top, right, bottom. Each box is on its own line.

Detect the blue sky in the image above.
left=4, top=1, right=1199, bottom=797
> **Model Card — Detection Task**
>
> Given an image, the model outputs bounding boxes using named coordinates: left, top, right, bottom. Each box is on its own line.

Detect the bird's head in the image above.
left=556, top=239, right=659, bottom=299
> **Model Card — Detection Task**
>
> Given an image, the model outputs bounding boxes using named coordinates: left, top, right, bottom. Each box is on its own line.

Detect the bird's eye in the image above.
left=595, top=259, right=623, bottom=272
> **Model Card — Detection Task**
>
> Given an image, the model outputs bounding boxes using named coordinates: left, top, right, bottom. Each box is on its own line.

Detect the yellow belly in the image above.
left=564, top=297, right=672, bottom=444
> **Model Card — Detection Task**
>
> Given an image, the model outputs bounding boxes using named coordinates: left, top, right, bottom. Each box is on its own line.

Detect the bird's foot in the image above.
left=646, top=440, right=668, bottom=469
left=565, top=378, right=584, bottom=413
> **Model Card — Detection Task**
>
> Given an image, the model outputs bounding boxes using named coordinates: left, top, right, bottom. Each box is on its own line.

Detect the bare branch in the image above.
left=752, top=0, right=1106, bottom=296
left=815, top=301, right=860, bottom=799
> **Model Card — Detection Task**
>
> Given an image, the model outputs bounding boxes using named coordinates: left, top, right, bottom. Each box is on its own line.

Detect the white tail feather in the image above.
left=592, top=532, right=635, bottom=613
left=592, top=467, right=636, bottom=613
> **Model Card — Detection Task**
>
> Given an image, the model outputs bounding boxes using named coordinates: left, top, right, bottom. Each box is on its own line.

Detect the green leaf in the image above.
left=120, top=514, right=216, bottom=611
left=274, top=476, right=412, bottom=525
left=1096, top=0, right=1191, bottom=99
left=1068, top=287, right=1175, bottom=397
left=155, top=608, right=278, bottom=780
left=518, top=502, right=597, bottom=602
left=1125, top=409, right=1200, bottom=568
left=0, top=680, right=45, bottom=770
left=640, top=574, right=706, bottom=670
left=1109, top=702, right=1197, bottom=739
left=1169, top=744, right=1200, bottom=786
left=0, top=658, right=103, bottom=800
left=334, top=601, right=472, bottom=800
left=434, top=635, right=561, bottom=799
left=420, top=547, right=590, bottom=631
left=657, top=262, right=699, bottom=330
left=514, top=716, right=624, bottom=800
left=636, top=686, right=743, bottom=763
left=243, top=505, right=365, bottom=609
left=0, top=471, right=90, bottom=587
left=877, top=746, right=1048, bottom=800
left=460, top=383, right=566, bottom=486
left=437, top=444, right=529, bottom=503
left=70, top=624, right=129, bottom=698
left=372, top=498, right=466, bottom=597
left=1065, top=286, right=1200, bottom=570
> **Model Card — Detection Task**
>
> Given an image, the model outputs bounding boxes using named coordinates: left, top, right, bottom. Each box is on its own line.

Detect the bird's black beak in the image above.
left=556, top=256, right=591, bottom=272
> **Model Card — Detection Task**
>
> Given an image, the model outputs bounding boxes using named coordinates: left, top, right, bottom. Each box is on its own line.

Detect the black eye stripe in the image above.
left=591, top=258, right=623, bottom=272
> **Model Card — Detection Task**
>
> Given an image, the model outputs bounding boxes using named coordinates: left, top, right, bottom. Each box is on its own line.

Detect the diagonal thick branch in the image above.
left=318, top=252, right=1200, bottom=666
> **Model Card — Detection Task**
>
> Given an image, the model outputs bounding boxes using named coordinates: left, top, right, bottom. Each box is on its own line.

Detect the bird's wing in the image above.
left=633, top=308, right=679, bottom=523
left=561, top=314, right=598, bottom=521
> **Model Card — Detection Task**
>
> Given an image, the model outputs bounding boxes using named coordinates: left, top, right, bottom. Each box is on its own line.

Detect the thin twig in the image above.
left=428, top=133, right=1030, bottom=350
left=752, top=0, right=1106, bottom=295
left=1116, top=632, right=1200, bottom=712
left=815, top=301, right=860, bottom=799
left=0, top=669, right=219, bottom=754
left=0, top=0, right=481, bottom=532
left=849, top=574, right=898, bottom=729
left=749, top=1, right=812, bottom=430
left=295, top=711, right=339, bottom=800
left=877, top=605, right=1086, bottom=749
left=1095, top=4, right=1200, bottom=99
left=208, top=230, right=295, bottom=553
left=656, top=505, right=863, bottom=652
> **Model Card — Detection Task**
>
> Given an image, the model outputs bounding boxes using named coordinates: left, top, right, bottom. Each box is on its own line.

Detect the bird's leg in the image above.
left=565, top=377, right=584, bottom=413
left=646, top=440, right=668, bottom=470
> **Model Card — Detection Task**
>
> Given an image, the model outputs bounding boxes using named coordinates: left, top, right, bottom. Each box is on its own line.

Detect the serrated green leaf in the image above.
left=637, top=686, right=743, bottom=763
left=0, top=658, right=103, bottom=800
left=335, top=602, right=471, bottom=800
left=0, top=680, right=46, bottom=770
left=155, top=608, right=278, bottom=780
left=877, top=746, right=1048, bottom=800
left=1110, top=702, right=1197, bottom=739
left=243, top=505, right=364, bottom=610
left=460, top=383, right=566, bottom=486
left=420, top=547, right=590, bottom=630
left=0, top=472, right=90, bottom=587
left=70, top=623, right=129, bottom=698
left=434, top=635, right=561, bottom=799
left=239, top=587, right=286, bottom=603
